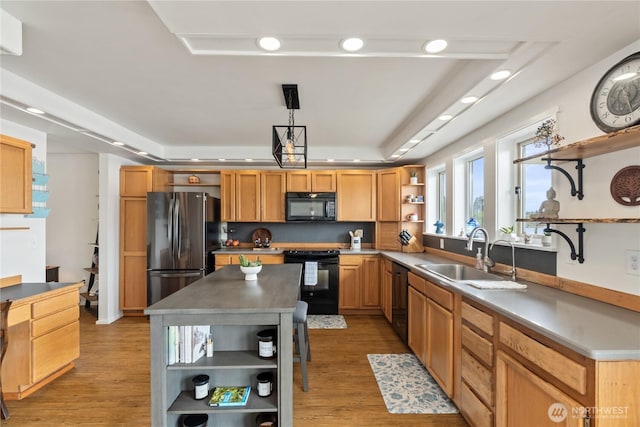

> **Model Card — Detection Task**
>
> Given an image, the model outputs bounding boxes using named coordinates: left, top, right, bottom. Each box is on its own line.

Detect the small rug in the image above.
left=367, top=353, right=459, bottom=414
left=307, top=315, right=347, bottom=329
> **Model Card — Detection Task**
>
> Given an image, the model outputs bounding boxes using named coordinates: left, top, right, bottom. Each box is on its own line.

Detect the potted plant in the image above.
left=409, top=169, right=419, bottom=184
left=534, top=119, right=565, bottom=152
left=499, top=225, right=516, bottom=241
left=542, top=230, right=552, bottom=247
left=239, top=255, right=262, bottom=280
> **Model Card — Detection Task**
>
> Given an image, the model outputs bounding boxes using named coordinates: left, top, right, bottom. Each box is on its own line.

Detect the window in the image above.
left=437, top=170, right=446, bottom=224
left=467, top=156, right=484, bottom=226
left=518, top=139, right=552, bottom=234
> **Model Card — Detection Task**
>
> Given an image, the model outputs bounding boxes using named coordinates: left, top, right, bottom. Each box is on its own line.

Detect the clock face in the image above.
left=590, top=52, right=640, bottom=133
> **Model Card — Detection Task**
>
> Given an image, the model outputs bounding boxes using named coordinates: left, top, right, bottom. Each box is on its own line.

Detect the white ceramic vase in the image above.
left=240, top=265, right=262, bottom=281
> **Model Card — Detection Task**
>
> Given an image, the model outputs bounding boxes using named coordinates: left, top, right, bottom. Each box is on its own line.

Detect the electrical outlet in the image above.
left=439, top=238, right=444, bottom=249
left=626, top=250, right=640, bottom=276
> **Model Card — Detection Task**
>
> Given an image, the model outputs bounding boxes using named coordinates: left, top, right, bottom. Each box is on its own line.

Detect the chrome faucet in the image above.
left=489, top=239, right=517, bottom=281
left=466, top=227, right=494, bottom=272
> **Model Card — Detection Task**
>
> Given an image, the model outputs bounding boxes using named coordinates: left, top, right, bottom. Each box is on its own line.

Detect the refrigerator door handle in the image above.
left=175, top=197, right=181, bottom=260
left=148, top=271, right=202, bottom=278
left=167, top=197, right=174, bottom=259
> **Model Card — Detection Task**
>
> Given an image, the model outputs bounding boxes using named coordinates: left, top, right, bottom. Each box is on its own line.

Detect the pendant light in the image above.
left=272, top=84, right=307, bottom=169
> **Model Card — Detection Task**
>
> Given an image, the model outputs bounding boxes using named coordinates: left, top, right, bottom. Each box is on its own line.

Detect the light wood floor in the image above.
left=3, top=309, right=469, bottom=426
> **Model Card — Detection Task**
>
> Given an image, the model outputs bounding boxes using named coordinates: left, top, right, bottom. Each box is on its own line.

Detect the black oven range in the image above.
left=283, top=250, right=339, bottom=315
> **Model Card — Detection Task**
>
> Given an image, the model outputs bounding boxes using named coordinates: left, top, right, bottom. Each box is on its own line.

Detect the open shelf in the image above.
left=168, top=390, right=277, bottom=414
left=513, top=124, right=640, bottom=164
left=167, top=350, right=277, bottom=370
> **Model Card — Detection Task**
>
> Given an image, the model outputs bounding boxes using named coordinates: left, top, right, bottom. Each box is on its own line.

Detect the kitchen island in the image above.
left=144, top=263, right=302, bottom=427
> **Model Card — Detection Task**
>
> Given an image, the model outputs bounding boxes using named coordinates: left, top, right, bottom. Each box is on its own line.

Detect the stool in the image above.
left=0, top=299, right=12, bottom=420
left=293, top=300, right=311, bottom=392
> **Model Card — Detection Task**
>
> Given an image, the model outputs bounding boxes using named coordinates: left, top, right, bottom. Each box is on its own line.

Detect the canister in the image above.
left=256, top=413, right=277, bottom=427
left=192, top=374, right=209, bottom=400
left=182, top=414, right=208, bottom=427
left=256, top=371, right=273, bottom=397
left=257, top=329, right=277, bottom=359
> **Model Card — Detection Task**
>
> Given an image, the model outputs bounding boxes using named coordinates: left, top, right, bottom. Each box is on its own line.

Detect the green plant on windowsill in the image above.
left=239, top=255, right=262, bottom=267
left=499, top=225, right=514, bottom=234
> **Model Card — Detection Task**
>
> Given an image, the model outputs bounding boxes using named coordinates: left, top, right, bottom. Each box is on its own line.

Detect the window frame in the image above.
left=466, top=154, right=485, bottom=227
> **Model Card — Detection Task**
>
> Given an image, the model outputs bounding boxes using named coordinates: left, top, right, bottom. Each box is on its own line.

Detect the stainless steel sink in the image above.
left=416, top=263, right=503, bottom=282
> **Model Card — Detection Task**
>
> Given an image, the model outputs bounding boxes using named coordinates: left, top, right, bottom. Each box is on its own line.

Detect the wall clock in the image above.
left=590, top=51, right=640, bottom=133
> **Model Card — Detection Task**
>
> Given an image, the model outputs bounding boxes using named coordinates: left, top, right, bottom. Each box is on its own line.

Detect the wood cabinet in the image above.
left=408, top=285, right=427, bottom=363
left=214, top=253, right=283, bottom=271
left=286, top=170, right=336, bottom=192
left=496, top=351, right=584, bottom=427
left=407, top=271, right=454, bottom=397
left=336, top=170, right=376, bottom=221
left=376, top=165, right=425, bottom=250
left=261, top=171, right=286, bottom=222
left=338, top=255, right=380, bottom=313
left=220, top=170, right=261, bottom=222
left=460, top=300, right=496, bottom=427
left=119, top=166, right=169, bottom=314
left=0, top=134, right=32, bottom=213
left=2, top=282, right=82, bottom=400
left=381, top=258, right=393, bottom=322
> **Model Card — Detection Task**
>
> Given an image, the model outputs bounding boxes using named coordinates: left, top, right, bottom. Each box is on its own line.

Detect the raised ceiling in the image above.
left=0, top=1, right=638, bottom=167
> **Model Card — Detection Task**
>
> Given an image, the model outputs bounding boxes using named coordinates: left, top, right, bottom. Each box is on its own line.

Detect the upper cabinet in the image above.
left=286, top=170, right=336, bottom=192
left=221, top=170, right=261, bottom=222
left=0, top=135, right=33, bottom=213
left=261, top=171, right=286, bottom=222
left=120, top=166, right=170, bottom=197
left=336, top=170, right=376, bottom=221
left=377, top=168, right=401, bottom=221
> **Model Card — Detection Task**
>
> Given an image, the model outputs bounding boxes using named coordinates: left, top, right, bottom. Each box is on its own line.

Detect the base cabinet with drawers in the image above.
left=214, top=254, right=283, bottom=271
left=2, top=282, right=82, bottom=400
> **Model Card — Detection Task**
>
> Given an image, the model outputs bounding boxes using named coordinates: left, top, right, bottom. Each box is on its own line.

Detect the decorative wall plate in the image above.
left=610, top=165, right=640, bottom=206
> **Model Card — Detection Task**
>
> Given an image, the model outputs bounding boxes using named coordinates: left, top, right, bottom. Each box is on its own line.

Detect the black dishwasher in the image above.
left=391, top=262, right=409, bottom=343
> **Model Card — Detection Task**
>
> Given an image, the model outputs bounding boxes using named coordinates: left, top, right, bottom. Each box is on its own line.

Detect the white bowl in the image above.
left=240, top=265, right=262, bottom=281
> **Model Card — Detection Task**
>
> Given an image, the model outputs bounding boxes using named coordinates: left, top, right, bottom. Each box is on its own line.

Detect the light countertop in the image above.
left=381, top=251, right=640, bottom=361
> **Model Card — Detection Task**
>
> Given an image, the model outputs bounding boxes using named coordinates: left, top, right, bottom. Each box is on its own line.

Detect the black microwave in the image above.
left=286, top=192, right=336, bottom=222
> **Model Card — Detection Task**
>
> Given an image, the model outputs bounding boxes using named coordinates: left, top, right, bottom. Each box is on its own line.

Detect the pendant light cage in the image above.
left=272, top=124, right=307, bottom=169
left=272, top=84, right=307, bottom=169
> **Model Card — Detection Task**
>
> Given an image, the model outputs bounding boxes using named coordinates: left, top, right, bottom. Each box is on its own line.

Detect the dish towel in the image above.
left=463, top=280, right=527, bottom=290
left=304, top=262, right=318, bottom=286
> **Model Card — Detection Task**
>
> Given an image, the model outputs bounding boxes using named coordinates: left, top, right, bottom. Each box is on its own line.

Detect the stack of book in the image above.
left=167, top=325, right=210, bottom=364
left=208, top=386, right=251, bottom=407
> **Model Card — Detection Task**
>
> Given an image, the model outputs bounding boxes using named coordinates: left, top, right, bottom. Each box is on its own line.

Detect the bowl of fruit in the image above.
left=239, top=255, right=262, bottom=280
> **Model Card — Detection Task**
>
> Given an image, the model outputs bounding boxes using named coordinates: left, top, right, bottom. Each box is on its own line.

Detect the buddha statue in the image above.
left=530, top=187, right=560, bottom=219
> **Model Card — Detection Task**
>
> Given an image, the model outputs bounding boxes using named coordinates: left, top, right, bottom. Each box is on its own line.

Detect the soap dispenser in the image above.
left=475, top=247, right=483, bottom=270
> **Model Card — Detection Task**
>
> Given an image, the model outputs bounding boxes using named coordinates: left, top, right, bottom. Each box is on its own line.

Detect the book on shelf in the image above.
left=208, top=386, right=251, bottom=407
left=168, top=325, right=211, bottom=365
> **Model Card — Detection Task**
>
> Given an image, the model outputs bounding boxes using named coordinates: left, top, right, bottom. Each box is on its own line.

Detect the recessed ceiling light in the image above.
left=490, top=69, right=512, bottom=81
left=391, top=154, right=401, bottom=158
left=439, top=114, right=453, bottom=121
left=409, top=139, right=421, bottom=144
left=327, top=159, right=335, bottom=162
left=258, top=37, right=281, bottom=51
left=341, top=37, right=364, bottom=52
left=218, top=158, right=226, bottom=161
left=245, top=158, right=253, bottom=161
left=112, top=141, right=125, bottom=146
left=461, top=96, right=479, bottom=104
left=353, top=159, right=361, bottom=162
left=424, top=39, right=448, bottom=54
left=191, top=158, right=200, bottom=161
left=26, top=107, right=45, bottom=114
left=138, top=151, right=148, bottom=156
left=399, top=148, right=410, bottom=152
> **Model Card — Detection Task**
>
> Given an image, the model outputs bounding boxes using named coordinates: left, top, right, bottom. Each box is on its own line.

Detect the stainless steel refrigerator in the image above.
left=147, top=192, right=221, bottom=305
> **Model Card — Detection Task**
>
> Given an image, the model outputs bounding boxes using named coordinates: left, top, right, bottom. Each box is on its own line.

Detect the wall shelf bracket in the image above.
left=542, top=157, right=585, bottom=200
left=544, top=222, right=585, bottom=263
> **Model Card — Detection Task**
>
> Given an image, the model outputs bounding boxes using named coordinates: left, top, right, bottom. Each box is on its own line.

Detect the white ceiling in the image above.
left=0, top=1, right=638, bottom=167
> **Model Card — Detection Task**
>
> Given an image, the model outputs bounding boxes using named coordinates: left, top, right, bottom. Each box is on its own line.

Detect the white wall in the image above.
left=47, top=153, right=99, bottom=287
left=424, top=41, right=640, bottom=296
left=0, top=120, right=47, bottom=282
